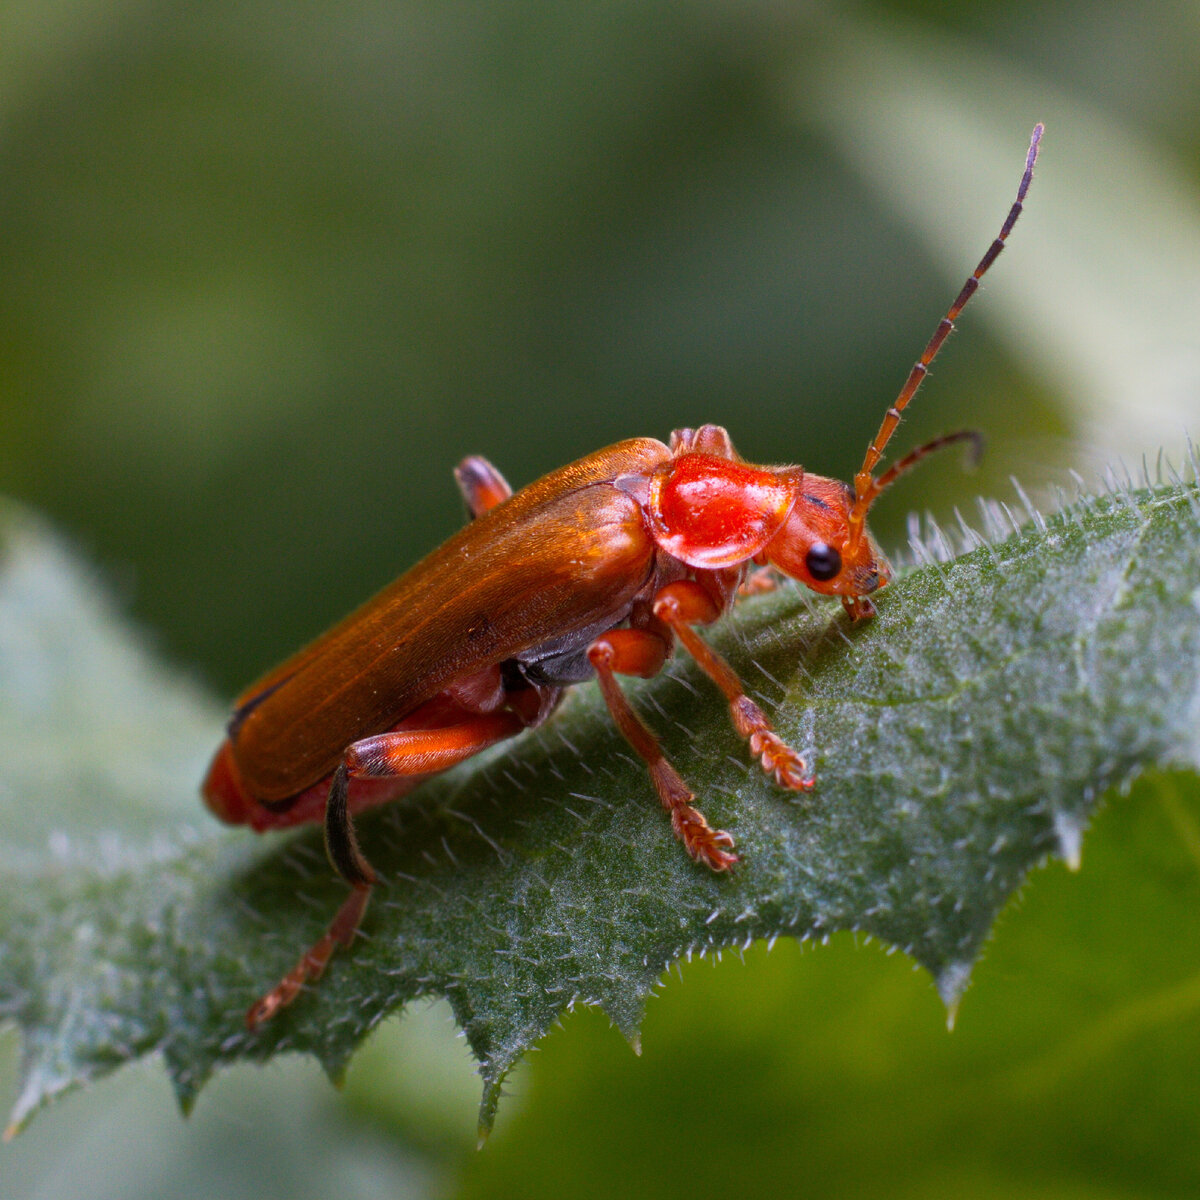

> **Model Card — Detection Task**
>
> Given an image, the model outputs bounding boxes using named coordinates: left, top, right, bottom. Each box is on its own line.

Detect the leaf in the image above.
left=2, top=466, right=1199, bottom=1139
left=452, top=769, right=1200, bottom=1198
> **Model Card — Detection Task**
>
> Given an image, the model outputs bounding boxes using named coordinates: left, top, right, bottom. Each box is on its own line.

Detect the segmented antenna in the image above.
left=869, top=428, right=984, bottom=497
left=845, top=123, right=1043, bottom=553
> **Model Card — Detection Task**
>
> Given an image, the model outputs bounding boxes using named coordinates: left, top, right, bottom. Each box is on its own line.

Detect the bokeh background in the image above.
left=3, top=2, right=1199, bottom=1197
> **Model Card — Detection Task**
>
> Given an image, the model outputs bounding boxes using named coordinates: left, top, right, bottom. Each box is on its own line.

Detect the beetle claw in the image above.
left=695, top=835, right=739, bottom=872
left=672, top=803, right=739, bottom=871
left=750, top=730, right=814, bottom=791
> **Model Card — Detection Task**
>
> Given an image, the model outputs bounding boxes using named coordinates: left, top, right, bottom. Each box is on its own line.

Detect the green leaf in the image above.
left=2, top=466, right=1199, bottom=1139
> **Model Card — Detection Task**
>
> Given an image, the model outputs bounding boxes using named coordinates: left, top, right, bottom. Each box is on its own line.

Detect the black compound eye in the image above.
left=805, top=542, right=842, bottom=582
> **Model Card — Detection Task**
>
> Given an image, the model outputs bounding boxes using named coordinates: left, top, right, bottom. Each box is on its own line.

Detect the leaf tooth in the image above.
left=934, top=959, right=974, bottom=1029
left=1053, top=810, right=1086, bottom=871
left=4, top=1070, right=46, bottom=1143
left=600, top=992, right=646, bottom=1055
left=476, top=1068, right=505, bottom=1144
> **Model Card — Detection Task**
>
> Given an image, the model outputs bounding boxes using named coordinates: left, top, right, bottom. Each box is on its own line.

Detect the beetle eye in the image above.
left=805, top=542, right=842, bottom=582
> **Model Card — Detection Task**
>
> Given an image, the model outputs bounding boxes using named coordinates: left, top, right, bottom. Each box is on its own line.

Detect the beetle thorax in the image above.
left=645, top=452, right=798, bottom=570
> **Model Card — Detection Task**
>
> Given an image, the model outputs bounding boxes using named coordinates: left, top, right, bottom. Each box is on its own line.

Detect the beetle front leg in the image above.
left=737, top=566, right=778, bottom=598
left=652, top=580, right=814, bottom=791
left=246, top=711, right=527, bottom=1029
left=587, top=629, right=737, bottom=871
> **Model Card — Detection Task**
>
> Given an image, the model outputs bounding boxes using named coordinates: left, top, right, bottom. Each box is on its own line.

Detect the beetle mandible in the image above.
left=205, top=125, right=1043, bottom=1028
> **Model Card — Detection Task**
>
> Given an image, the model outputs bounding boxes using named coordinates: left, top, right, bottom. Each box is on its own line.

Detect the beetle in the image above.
left=205, top=125, right=1042, bottom=1028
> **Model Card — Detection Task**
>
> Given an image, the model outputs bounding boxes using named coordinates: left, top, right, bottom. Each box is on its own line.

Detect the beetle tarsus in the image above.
left=671, top=801, right=739, bottom=871
left=729, top=698, right=812, bottom=790
left=246, top=879, right=372, bottom=1030
left=842, top=594, right=876, bottom=621
left=647, top=758, right=737, bottom=869
left=749, top=729, right=813, bottom=791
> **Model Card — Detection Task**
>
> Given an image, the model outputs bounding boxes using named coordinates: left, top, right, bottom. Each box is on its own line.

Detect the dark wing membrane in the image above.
left=231, top=438, right=670, bottom=800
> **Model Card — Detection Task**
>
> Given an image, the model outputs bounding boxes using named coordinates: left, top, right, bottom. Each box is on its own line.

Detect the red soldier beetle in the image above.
left=205, top=125, right=1043, bottom=1028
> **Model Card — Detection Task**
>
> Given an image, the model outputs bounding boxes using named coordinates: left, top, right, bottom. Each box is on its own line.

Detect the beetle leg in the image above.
left=344, top=711, right=526, bottom=781
left=245, top=831, right=372, bottom=1028
left=246, top=711, right=527, bottom=1029
left=454, top=455, right=513, bottom=517
left=652, top=580, right=814, bottom=792
left=668, top=424, right=737, bottom=457
left=737, top=566, right=778, bottom=598
left=587, top=629, right=738, bottom=871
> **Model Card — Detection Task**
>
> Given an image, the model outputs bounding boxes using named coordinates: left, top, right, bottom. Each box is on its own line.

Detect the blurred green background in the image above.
left=3, top=1, right=1199, bottom=1196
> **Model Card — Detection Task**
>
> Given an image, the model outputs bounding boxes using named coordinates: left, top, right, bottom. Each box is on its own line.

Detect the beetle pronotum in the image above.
left=205, top=124, right=1043, bottom=1027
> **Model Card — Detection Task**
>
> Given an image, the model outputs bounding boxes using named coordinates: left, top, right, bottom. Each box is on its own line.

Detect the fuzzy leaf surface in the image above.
left=1, top=475, right=1199, bottom=1135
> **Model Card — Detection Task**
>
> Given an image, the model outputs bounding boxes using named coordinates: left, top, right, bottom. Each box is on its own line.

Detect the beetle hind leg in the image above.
left=246, top=764, right=376, bottom=1029
left=653, top=580, right=814, bottom=791
left=246, top=711, right=528, bottom=1029
left=587, top=629, right=737, bottom=871
left=246, top=882, right=372, bottom=1028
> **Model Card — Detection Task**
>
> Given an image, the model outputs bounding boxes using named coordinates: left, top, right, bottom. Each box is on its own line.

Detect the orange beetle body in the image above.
left=207, top=437, right=681, bottom=828
left=207, top=126, right=1043, bottom=1027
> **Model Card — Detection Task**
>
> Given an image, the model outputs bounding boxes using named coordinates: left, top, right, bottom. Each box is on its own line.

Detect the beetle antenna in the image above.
left=869, top=429, right=984, bottom=499
left=846, top=123, right=1042, bottom=551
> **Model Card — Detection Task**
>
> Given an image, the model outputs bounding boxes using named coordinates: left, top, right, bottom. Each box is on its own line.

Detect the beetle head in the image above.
left=764, top=430, right=982, bottom=619
left=763, top=471, right=892, bottom=619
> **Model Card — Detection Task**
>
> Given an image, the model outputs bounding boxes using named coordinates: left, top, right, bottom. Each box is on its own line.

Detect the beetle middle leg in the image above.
left=587, top=628, right=738, bottom=871
left=455, top=455, right=512, bottom=517
left=653, top=579, right=814, bottom=791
